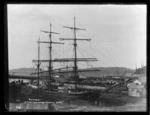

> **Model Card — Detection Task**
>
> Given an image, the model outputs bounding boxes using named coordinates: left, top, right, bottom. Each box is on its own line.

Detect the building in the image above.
left=127, top=82, right=145, bottom=97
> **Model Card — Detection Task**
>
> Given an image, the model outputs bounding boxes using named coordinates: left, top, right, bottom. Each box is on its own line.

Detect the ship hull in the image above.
left=29, top=88, right=99, bottom=102
left=9, top=82, right=101, bottom=102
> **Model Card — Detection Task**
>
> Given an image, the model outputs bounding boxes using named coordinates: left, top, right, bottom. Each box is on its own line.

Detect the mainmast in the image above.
left=60, top=17, right=92, bottom=89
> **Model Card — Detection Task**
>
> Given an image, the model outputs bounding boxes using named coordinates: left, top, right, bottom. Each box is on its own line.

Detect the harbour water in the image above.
left=9, top=96, right=146, bottom=112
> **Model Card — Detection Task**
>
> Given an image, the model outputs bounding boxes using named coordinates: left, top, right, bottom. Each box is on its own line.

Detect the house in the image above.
left=127, top=82, right=145, bottom=97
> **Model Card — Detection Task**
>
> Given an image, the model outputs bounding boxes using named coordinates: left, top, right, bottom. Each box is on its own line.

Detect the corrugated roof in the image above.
left=128, top=83, right=144, bottom=89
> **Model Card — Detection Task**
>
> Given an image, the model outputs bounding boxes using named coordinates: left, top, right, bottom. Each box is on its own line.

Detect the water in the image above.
left=53, top=98, right=146, bottom=111
left=9, top=97, right=146, bottom=112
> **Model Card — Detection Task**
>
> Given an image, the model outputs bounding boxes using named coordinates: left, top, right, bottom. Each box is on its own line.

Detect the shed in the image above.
left=127, top=83, right=144, bottom=97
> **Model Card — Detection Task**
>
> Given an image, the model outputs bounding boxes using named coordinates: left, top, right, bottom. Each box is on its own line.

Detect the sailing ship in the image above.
left=9, top=17, right=146, bottom=105
left=24, top=17, right=102, bottom=102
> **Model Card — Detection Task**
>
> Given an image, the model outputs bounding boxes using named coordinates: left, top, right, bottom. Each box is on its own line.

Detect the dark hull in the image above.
left=9, top=83, right=101, bottom=103
left=29, top=88, right=99, bottom=102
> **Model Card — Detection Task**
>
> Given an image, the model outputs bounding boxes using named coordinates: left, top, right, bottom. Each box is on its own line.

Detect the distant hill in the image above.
left=9, top=67, right=134, bottom=77
left=9, top=68, right=37, bottom=76
left=80, top=67, right=134, bottom=77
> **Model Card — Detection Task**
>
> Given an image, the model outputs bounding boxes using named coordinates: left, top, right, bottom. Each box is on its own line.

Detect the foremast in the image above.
left=37, top=23, right=63, bottom=90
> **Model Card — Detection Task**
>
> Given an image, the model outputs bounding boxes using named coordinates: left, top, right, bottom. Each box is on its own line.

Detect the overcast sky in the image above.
left=8, top=4, right=146, bottom=70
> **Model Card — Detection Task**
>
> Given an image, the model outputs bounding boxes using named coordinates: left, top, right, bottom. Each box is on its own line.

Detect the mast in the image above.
left=60, top=17, right=92, bottom=90
left=39, top=22, right=63, bottom=90
left=73, top=17, right=78, bottom=89
left=49, top=23, right=52, bottom=90
left=37, top=37, right=40, bottom=86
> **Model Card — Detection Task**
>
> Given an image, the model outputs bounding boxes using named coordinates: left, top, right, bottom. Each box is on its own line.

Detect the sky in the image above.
left=8, top=4, right=146, bottom=70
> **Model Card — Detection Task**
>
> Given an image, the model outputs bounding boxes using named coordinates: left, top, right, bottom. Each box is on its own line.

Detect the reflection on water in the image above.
left=55, top=97, right=146, bottom=111
left=9, top=97, right=146, bottom=112
left=9, top=93, right=146, bottom=112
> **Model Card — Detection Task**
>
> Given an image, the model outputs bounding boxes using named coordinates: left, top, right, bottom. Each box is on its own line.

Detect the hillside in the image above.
left=134, top=66, right=146, bottom=76
left=77, top=67, right=134, bottom=78
left=9, top=68, right=37, bottom=76
left=9, top=67, right=134, bottom=77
